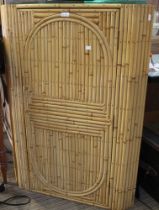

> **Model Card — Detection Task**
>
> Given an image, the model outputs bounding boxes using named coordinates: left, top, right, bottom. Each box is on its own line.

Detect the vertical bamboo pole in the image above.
left=69, top=22, right=73, bottom=100
left=84, top=26, right=89, bottom=102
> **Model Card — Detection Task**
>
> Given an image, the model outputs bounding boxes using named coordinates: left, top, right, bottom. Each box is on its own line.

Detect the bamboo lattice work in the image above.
left=1, top=4, right=153, bottom=210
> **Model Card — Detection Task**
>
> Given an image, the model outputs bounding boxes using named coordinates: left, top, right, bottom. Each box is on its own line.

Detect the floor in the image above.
left=0, top=160, right=159, bottom=210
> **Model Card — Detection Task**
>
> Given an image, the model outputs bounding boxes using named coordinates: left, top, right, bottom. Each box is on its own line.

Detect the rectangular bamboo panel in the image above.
left=1, top=4, right=153, bottom=210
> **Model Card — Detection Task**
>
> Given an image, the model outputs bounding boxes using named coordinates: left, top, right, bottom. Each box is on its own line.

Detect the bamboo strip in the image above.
left=124, top=6, right=144, bottom=208
left=78, top=24, right=82, bottom=101
left=53, top=130, right=58, bottom=187
left=50, top=22, right=55, bottom=98
left=75, top=23, right=79, bottom=101
left=61, top=21, right=65, bottom=99
left=84, top=26, right=89, bottom=102
left=31, top=96, right=105, bottom=109
left=47, top=24, right=51, bottom=97
left=48, top=130, right=51, bottom=184
left=55, top=21, right=59, bottom=98
left=11, top=6, right=30, bottom=189
left=72, top=22, right=76, bottom=100
left=122, top=6, right=141, bottom=209
left=65, top=21, right=69, bottom=100
left=38, top=27, right=43, bottom=95
left=92, top=34, right=96, bottom=103
left=58, top=21, right=62, bottom=99
left=34, top=23, right=39, bottom=96
left=88, top=29, right=92, bottom=102
left=110, top=5, right=126, bottom=209
left=116, top=5, right=136, bottom=209
left=10, top=7, right=23, bottom=185
left=34, top=123, right=101, bottom=138
left=16, top=4, right=122, bottom=9
left=69, top=22, right=73, bottom=100
left=107, top=9, right=119, bottom=208
left=29, top=103, right=107, bottom=117
left=96, top=34, right=100, bottom=103
left=29, top=114, right=109, bottom=129
left=31, top=9, right=118, bottom=13
left=44, top=25, right=48, bottom=95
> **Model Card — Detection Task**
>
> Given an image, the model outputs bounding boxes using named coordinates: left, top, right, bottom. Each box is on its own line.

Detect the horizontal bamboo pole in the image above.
left=16, top=4, right=122, bottom=9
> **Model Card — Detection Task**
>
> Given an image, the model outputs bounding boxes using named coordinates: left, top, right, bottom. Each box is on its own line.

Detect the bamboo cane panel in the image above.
left=1, top=4, right=153, bottom=210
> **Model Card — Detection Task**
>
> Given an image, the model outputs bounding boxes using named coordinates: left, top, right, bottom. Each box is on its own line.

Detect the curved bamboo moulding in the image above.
left=1, top=3, right=153, bottom=210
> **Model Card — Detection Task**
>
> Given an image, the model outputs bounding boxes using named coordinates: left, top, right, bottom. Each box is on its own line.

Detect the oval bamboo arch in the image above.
left=24, top=13, right=113, bottom=197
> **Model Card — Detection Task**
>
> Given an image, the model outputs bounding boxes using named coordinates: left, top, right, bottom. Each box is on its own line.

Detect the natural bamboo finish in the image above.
left=1, top=4, right=153, bottom=210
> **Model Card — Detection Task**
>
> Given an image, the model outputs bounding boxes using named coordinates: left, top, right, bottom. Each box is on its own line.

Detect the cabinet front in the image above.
left=3, top=4, right=153, bottom=210
left=24, top=9, right=119, bottom=208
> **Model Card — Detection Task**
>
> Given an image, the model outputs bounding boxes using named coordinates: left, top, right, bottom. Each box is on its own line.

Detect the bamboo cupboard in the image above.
left=1, top=3, right=153, bottom=210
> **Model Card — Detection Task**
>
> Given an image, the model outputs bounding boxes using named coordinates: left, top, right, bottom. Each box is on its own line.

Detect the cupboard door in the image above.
left=24, top=12, right=118, bottom=206
left=2, top=5, right=119, bottom=208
